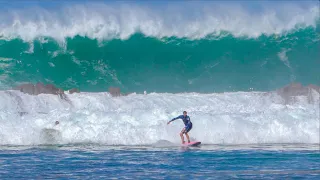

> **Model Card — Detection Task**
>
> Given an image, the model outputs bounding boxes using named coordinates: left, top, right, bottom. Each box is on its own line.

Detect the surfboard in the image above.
left=182, top=141, right=201, bottom=146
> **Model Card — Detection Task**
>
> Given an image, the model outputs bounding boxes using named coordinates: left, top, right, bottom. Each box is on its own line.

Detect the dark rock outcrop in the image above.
left=34, top=82, right=46, bottom=95
left=307, top=84, right=320, bottom=93
left=14, top=83, right=35, bottom=95
left=14, top=83, right=66, bottom=98
left=68, top=88, right=80, bottom=94
left=109, top=87, right=121, bottom=97
left=45, top=84, right=61, bottom=95
left=276, top=83, right=320, bottom=104
left=276, top=83, right=307, bottom=96
left=121, top=92, right=133, bottom=96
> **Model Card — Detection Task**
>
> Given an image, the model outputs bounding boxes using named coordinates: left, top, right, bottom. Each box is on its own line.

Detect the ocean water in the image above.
left=0, top=1, right=319, bottom=92
left=0, top=90, right=319, bottom=178
left=0, top=1, right=319, bottom=179
left=0, top=145, right=319, bottom=179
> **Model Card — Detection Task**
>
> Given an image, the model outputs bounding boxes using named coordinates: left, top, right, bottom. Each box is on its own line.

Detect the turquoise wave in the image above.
left=0, top=26, right=319, bottom=93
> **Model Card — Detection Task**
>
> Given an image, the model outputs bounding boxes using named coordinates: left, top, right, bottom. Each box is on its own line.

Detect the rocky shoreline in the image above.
left=12, top=83, right=129, bottom=97
left=275, top=83, right=319, bottom=104
left=11, top=82, right=320, bottom=103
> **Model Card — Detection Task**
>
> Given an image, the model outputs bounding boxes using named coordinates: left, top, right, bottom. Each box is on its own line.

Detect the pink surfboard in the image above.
left=182, top=141, right=201, bottom=146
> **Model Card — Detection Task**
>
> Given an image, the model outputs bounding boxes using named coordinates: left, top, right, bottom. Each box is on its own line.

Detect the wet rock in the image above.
left=307, top=84, right=320, bottom=93
left=276, top=83, right=320, bottom=104
left=34, top=82, right=46, bottom=95
left=276, top=83, right=307, bottom=96
left=14, top=83, right=64, bottom=96
left=68, top=88, right=80, bottom=94
left=14, top=83, right=35, bottom=95
left=45, top=84, right=61, bottom=95
left=121, top=92, right=133, bottom=96
left=109, top=87, right=121, bottom=97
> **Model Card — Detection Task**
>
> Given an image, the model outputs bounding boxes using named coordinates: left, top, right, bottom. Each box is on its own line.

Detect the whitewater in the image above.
left=0, top=1, right=319, bottom=146
left=1, top=1, right=320, bottom=179
left=0, top=1, right=319, bottom=92
left=0, top=1, right=319, bottom=42
left=0, top=90, right=319, bottom=145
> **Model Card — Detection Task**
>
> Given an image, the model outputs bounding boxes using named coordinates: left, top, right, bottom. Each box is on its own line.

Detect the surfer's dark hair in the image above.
left=183, top=111, right=187, bottom=114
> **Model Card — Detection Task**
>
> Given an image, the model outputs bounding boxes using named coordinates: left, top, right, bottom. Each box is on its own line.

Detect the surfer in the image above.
left=167, top=111, right=192, bottom=144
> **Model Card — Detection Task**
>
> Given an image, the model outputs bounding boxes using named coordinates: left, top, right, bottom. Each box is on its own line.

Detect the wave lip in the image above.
left=0, top=2, right=319, bottom=41
left=0, top=90, right=318, bottom=145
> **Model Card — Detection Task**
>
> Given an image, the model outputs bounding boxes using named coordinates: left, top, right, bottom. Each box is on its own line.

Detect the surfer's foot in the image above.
left=188, top=140, right=190, bottom=143
left=182, top=141, right=185, bottom=144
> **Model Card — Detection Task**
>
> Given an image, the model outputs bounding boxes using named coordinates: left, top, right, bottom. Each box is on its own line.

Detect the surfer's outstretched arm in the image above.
left=167, top=115, right=182, bottom=124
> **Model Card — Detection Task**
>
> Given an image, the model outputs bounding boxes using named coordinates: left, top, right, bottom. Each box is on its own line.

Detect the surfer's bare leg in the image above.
left=180, top=128, right=185, bottom=144
left=185, top=133, right=190, bottom=143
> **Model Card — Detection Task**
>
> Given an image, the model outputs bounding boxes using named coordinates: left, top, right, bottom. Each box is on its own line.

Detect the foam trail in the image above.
left=0, top=90, right=318, bottom=145
left=0, top=2, right=319, bottom=42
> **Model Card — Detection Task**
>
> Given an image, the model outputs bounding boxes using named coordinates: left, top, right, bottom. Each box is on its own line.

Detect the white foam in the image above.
left=0, top=90, right=318, bottom=145
left=0, top=2, right=318, bottom=42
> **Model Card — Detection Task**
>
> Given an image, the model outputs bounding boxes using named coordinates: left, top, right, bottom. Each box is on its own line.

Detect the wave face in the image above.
left=0, top=1, right=319, bottom=93
left=0, top=90, right=319, bottom=145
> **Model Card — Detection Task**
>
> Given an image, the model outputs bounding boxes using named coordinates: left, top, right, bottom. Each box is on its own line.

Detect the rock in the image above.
left=12, top=82, right=75, bottom=104
left=68, top=88, right=80, bottom=94
left=276, top=82, right=320, bottom=104
left=307, top=84, right=320, bottom=93
left=109, top=87, right=121, bottom=97
left=34, top=82, right=46, bottom=95
left=14, top=83, right=64, bottom=96
left=45, top=84, right=61, bottom=95
left=277, top=83, right=308, bottom=96
left=121, top=92, right=134, bottom=96
left=14, top=83, right=35, bottom=95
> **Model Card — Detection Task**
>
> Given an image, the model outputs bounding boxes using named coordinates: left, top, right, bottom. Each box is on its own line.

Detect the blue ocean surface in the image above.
left=0, top=144, right=319, bottom=179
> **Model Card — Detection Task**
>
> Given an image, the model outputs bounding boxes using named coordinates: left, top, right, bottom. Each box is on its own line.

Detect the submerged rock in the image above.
left=34, top=82, right=46, bottom=95
left=14, top=83, right=35, bottom=95
left=45, top=84, right=61, bottom=95
left=68, top=88, right=80, bottom=94
left=13, top=83, right=73, bottom=104
left=14, top=83, right=64, bottom=95
left=307, top=84, right=320, bottom=93
left=276, top=83, right=320, bottom=104
left=108, top=87, right=134, bottom=97
left=109, top=87, right=121, bottom=97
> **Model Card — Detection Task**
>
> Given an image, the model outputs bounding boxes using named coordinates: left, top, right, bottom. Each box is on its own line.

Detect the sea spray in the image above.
left=0, top=2, right=319, bottom=92
left=0, top=90, right=318, bottom=145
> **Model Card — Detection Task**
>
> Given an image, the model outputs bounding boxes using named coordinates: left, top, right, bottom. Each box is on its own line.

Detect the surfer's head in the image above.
left=55, top=121, right=59, bottom=125
left=183, top=111, right=187, bottom=116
